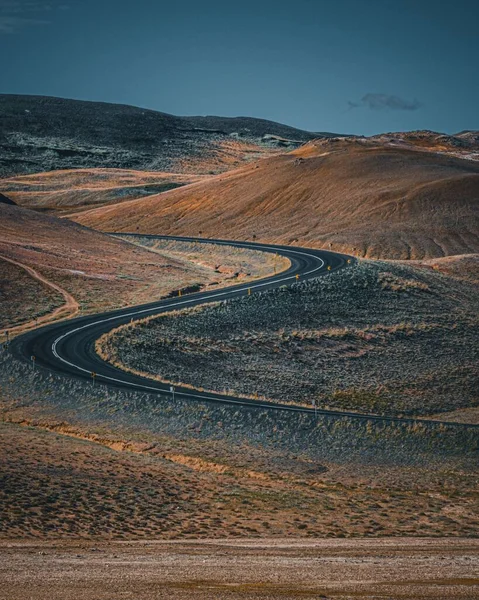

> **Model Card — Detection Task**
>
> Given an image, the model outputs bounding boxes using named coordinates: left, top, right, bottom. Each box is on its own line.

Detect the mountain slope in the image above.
left=0, top=94, right=326, bottom=177
left=75, top=137, right=479, bottom=259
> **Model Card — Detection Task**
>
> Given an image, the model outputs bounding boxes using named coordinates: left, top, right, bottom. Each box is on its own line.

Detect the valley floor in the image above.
left=1, top=538, right=478, bottom=600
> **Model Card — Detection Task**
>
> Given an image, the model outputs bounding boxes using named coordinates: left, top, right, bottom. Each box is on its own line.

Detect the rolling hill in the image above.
left=75, top=135, right=479, bottom=259
left=1, top=168, right=206, bottom=214
left=0, top=203, right=214, bottom=331
left=0, top=94, right=331, bottom=178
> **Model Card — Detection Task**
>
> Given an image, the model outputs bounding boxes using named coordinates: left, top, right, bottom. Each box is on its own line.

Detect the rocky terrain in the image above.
left=370, top=129, right=479, bottom=162
left=0, top=94, right=326, bottom=178
left=98, top=258, right=479, bottom=420
left=75, top=134, right=479, bottom=259
left=1, top=538, right=478, bottom=599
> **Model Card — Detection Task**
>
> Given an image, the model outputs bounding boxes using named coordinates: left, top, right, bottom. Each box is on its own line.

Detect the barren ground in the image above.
left=1, top=168, right=207, bottom=214
left=1, top=538, right=478, bottom=600
left=74, top=137, right=479, bottom=260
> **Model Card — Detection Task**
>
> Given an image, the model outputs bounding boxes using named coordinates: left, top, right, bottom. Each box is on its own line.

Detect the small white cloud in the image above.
left=348, top=93, right=422, bottom=112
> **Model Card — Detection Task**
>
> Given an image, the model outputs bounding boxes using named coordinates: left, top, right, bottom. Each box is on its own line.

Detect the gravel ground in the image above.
left=1, top=538, right=478, bottom=599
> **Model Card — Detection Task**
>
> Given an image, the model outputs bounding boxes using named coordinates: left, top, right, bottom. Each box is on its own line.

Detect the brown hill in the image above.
left=75, top=137, right=479, bottom=259
left=0, top=204, right=212, bottom=332
left=1, top=168, right=206, bottom=214
left=370, top=129, right=479, bottom=159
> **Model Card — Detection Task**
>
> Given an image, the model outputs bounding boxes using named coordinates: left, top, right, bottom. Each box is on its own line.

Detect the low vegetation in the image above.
left=0, top=259, right=63, bottom=330
left=0, top=205, right=284, bottom=337
left=118, top=235, right=290, bottom=283
left=0, top=352, right=477, bottom=540
left=98, top=259, right=479, bottom=420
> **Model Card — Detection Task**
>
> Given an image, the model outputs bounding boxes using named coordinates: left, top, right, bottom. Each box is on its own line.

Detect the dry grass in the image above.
left=74, top=137, right=479, bottom=259
left=120, top=236, right=290, bottom=283
left=96, top=259, right=479, bottom=419
left=0, top=259, right=63, bottom=329
left=417, top=253, right=479, bottom=283
left=1, top=168, right=207, bottom=214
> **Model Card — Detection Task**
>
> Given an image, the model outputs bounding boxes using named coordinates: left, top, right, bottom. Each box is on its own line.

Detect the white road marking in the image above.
left=51, top=241, right=326, bottom=406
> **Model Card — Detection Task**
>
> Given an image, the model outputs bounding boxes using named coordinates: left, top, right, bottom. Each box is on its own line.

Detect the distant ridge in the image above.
left=0, top=94, right=343, bottom=177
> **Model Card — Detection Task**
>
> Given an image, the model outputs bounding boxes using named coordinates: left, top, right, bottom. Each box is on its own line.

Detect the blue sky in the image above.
left=1, top=0, right=477, bottom=135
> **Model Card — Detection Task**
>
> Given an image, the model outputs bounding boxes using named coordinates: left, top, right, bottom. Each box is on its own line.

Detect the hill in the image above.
left=1, top=168, right=205, bottom=214
left=0, top=204, right=282, bottom=335
left=0, top=94, right=327, bottom=178
left=75, top=136, right=479, bottom=259
left=0, top=204, right=210, bottom=332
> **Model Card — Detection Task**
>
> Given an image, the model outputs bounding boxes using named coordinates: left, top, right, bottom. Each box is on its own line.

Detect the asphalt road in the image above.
left=8, top=235, right=476, bottom=427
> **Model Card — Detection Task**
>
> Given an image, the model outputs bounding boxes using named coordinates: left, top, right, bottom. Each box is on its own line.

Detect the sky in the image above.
left=0, top=0, right=478, bottom=135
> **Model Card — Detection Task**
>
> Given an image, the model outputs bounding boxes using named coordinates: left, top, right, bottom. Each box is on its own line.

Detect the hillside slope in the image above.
left=0, top=204, right=283, bottom=334
left=0, top=95, right=326, bottom=177
left=0, top=204, right=214, bottom=331
left=76, top=137, right=479, bottom=259
left=1, top=169, right=206, bottom=214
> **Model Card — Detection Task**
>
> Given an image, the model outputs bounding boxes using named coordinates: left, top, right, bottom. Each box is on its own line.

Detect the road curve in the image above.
left=8, top=235, right=476, bottom=428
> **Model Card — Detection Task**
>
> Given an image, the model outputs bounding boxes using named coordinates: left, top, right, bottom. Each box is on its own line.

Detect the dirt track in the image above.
left=0, top=255, right=79, bottom=337
left=1, top=538, right=478, bottom=599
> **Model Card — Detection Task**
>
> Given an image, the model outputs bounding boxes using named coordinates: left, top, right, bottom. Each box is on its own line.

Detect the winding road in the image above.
left=9, top=235, right=476, bottom=426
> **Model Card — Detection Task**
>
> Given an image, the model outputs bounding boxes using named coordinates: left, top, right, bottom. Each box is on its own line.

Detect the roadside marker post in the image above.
left=295, top=274, right=299, bottom=281
left=91, top=372, right=96, bottom=385
left=312, top=398, right=317, bottom=417
left=178, top=290, right=182, bottom=297
left=248, top=288, right=251, bottom=296
left=327, top=265, right=332, bottom=271
left=31, top=355, right=36, bottom=370
left=170, top=385, right=175, bottom=401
